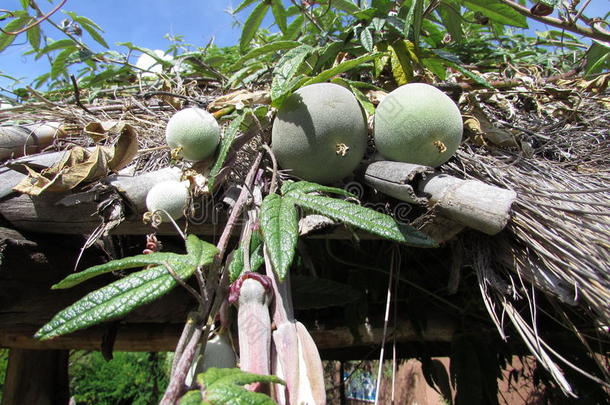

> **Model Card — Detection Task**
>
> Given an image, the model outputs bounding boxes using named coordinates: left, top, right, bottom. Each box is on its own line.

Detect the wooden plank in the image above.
left=1, top=349, right=69, bottom=405
left=0, top=318, right=455, bottom=352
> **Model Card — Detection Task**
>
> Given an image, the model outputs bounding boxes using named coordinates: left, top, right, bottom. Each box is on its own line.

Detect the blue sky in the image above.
left=0, top=0, right=608, bottom=92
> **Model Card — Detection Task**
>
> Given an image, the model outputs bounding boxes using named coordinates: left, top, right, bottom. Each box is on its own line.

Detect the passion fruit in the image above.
left=271, top=83, right=367, bottom=184
left=165, top=107, right=220, bottom=161
left=374, top=83, right=463, bottom=167
left=145, top=180, right=189, bottom=221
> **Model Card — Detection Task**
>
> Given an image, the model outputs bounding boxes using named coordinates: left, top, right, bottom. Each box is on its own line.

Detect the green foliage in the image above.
left=180, top=367, right=284, bottom=404
left=260, top=181, right=436, bottom=280
left=70, top=351, right=169, bottom=405
left=35, top=236, right=218, bottom=339
left=260, top=193, right=299, bottom=280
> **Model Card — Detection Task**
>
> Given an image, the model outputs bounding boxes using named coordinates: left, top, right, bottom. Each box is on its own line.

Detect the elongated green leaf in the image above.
left=585, top=42, right=610, bottom=76
left=271, top=44, right=314, bottom=106
left=186, top=234, right=220, bottom=266
left=281, top=180, right=357, bottom=199
left=445, top=60, right=493, bottom=88
left=35, top=263, right=196, bottom=340
left=390, top=43, right=413, bottom=85
left=438, top=0, right=463, bottom=43
left=35, top=39, right=75, bottom=59
left=283, top=14, right=304, bottom=40
left=63, top=11, right=104, bottom=31
left=303, top=53, right=381, bottom=86
left=51, top=47, right=77, bottom=79
left=333, top=0, right=361, bottom=13
left=53, top=235, right=217, bottom=289
left=463, top=0, right=527, bottom=28
left=233, top=0, right=260, bottom=14
left=209, top=114, right=247, bottom=191
left=286, top=193, right=437, bottom=247
left=179, top=390, right=203, bottom=405
left=231, top=40, right=300, bottom=69
left=26, top=23, right=41, bottom=50
left=240, top=1, right=270, bottom=53
left=228, top=246, right=246, bottom=282
left=0, top=15, right=30, bottom=52
left=198, top=368, right=284, bottom=404
left=271, top=0, right=287, bottom=33
left=348, top=82, right=376, bottom=116
left=360, top=27, right=374, bottom=52
left=260, top=194, right=298, bottom=280
left=80, top=22, right=109, bottom=48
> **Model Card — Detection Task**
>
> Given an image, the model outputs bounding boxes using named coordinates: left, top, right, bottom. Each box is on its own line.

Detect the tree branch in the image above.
left=499, top=0, right=610, bottom=43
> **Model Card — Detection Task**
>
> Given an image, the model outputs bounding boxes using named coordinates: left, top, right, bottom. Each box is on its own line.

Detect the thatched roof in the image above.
left=0, top=75, right=608, bottom=395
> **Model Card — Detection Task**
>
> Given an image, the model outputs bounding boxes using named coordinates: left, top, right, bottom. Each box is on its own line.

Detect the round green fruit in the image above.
left=374, top=83, right=463, bottom=167
left=166, top=107, right=220, bottom=161
left=271, top=83, right=367, bottom=184
left=146, top=180, right=189, bottom=221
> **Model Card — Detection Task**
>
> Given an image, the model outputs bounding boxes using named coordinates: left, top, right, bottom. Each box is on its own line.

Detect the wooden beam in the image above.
left=1, top=349, right=69, bottom=405
left=0, top=318, right=455, bottom=352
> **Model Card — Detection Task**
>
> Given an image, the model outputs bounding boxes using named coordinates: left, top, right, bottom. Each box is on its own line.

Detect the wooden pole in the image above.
left=1, top=349, right=69, bottom=405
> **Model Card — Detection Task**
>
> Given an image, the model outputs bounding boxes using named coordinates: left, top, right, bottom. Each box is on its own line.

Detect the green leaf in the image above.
left=228, top=246, right=246, bottom=282
left=281, top=180, right=357, bottom=199
left=35, top=263, right=197, bottom=340
left=209, top=114, right=247, bottom=191
left=286, top=193, right=437, bottom=247
left=233, top=0, right=260, bottom=14
left=303, top=53, right=381, bottom=86
left=199, top=368, right=284, bottom=404
left=36, top=39, right=75, bottom=59
left=240, top=1, right=270, bottom=53
left=422, top=57, right=447, bottom=80
left=463, top=0, right=528, bottom=28
left=360, top=27, right=374, bottom=52
left=444, top=60, right=493, bottom=89
left=80, top=21, right=109, bottom=48
left=179, top=390, right=203, bottom=405
left=584, top=42, right=610, bottom=76
left=390, top=42, right=413, bottom=85
left=333, top=0, right=361, bottom=13
left=53, top=235, right=218, bottom=289
left=0, top=15, right=30, bottom=52
left=51, top=47, right=77, bottom=79
left=231, top=40, right=300, bottom=69
left=403, top=0, right=424, bottom=44
left=271, top=44, right=314, bottom=107
left=26, top=23, right=41, bottom=50
left=283, top=14, right=304, bottom=40
left=271, top=0, right=287, bottom=33
left=260, top=194, right=299, bottom=280
left=437, top=0, right=463, bottom=43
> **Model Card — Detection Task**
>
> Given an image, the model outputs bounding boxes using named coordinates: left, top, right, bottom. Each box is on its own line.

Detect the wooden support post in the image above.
left=1, top=349, right=69, bottom=405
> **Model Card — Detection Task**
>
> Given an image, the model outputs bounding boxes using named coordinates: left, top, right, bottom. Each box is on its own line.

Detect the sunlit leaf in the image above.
left=463, top=0, right=528, bottom=28
left=271, top=44, right=314, bottom=107
left=240, top=1, right=270, bottom=53
left=333, top=0, right=361, bottom=13
left=360, top=27, right=374, bottom=52
left=303, top=53, right=381, bottom=86
left=283, top=14, right=304, bottom=40
left=233, top=0, right=259, bottom=14
left=260, top=193, right=299, bottom=280
left=51, top=47, right=77, bottom=79
left=36, top=39, right=77, bottom=59
left=438, top=0, right=463, bottom=43
left=231, top=40, right=300, bottom=69
left=281, top=180, right=357, bottom=198
left=285, top=192, right=437, bottom=247
left=0, top=14, right=30, bottom=52
left=198, top=368, right=284, bottom=404
left=26, top=23, right=41, bottom=50
left=271, top=0, right=287, bottom=33
left=209, top=113, right=247, bottom=191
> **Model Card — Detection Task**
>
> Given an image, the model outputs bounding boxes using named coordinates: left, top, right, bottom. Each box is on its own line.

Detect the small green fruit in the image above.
left=146, top=180, right=189, bottom=221
left=166, top=107, right=220, bottom=161
left=272, top=83, right=367, bottom=184
left=374, top=83, right=463, bottom=167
